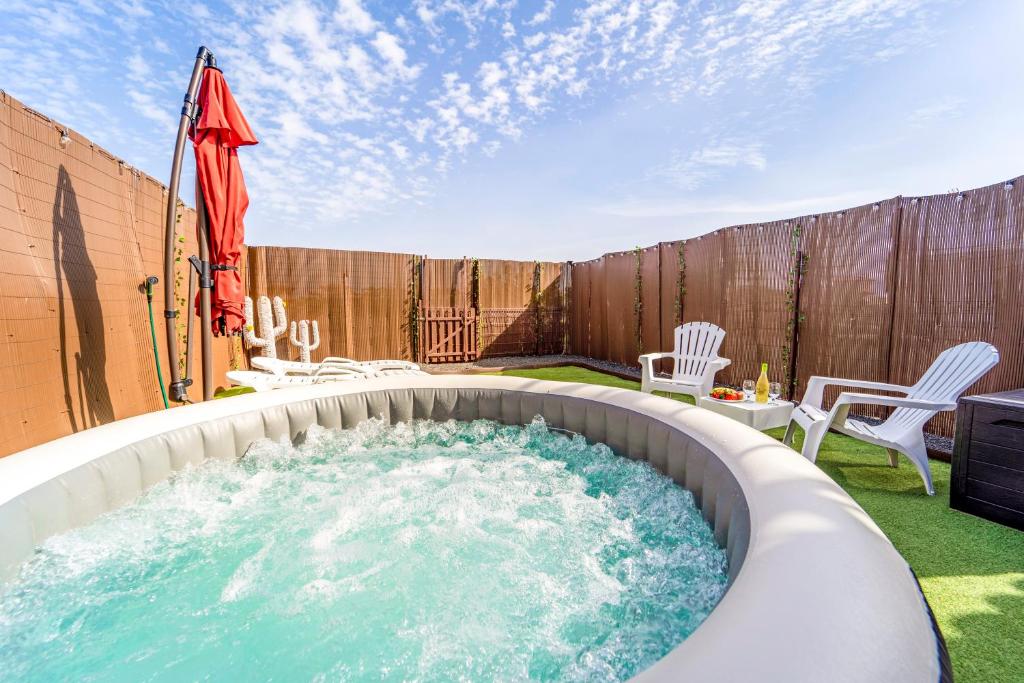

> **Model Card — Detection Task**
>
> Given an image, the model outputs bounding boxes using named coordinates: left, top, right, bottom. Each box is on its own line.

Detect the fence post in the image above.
left=786, top=249, right=805, bottom=401
left=533, top=261, right=541, bottom=356
left=885, top=199, right=905, bottom=386
left=630, top=246, right=638, bottom=362
left=565, top=262, right=573, bottom=356
left=677, top=241, right=686, bottom=327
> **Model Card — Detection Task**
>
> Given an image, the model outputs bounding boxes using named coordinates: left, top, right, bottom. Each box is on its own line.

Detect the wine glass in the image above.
left=769, top=382, right=782, bottom=404
left=742, top=380, right=755, bottom=402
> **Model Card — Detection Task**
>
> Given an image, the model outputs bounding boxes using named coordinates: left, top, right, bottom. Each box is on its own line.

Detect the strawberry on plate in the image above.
left=710, top=387, right=744, bottom=401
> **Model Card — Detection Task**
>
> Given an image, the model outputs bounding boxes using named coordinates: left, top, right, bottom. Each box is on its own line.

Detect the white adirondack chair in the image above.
left=639, top=322, right=731, bottom=402
left=783, top=341, right=999, bottom=495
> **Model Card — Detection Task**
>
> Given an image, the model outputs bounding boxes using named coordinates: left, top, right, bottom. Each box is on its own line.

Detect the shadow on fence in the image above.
left=53, top=165, right=113, bottom=432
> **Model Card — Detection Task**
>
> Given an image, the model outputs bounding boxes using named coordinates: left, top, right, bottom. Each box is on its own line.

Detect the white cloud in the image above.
left=127, top=89, right=175, bottom=131
left=126, top=51, right=150, bottom=82
left=593, top=191, right=883, bottom=219
left=0, top=0, right=946, bottom=231
left=526, top=1, right=555, bottom=26
left=650, top=140, right=768, bottom=190
left=335, top=0, right=377, bottom=34
left=908, top=97, right=965, bottom=127
left=371, top=31, right=421, bottom=80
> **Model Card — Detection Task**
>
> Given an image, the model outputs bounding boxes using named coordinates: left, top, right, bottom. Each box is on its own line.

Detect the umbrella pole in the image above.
left=185, top=256, right=200, bottom=387
left=163, top=46, right=214, bottom=403
left=196, top=190, right=214, bottom=402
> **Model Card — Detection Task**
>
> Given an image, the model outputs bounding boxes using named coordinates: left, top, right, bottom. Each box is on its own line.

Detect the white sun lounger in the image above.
left=225, top=368, right=369, bottom=392
left=250, top=356, right=421, bottom=376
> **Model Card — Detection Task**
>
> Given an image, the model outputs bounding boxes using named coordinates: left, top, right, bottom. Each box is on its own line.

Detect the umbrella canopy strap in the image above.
left=196, top=186, right=214, bottom=401
left=163, top=46, right=215, bottom=403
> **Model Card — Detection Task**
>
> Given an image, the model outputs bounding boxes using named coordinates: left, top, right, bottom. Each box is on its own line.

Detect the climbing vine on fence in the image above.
left=633, top=246, right=643, bottom=353
left=410, top=255, right=421, bottom=362
left=172, top=202, right=189, bottom=378
left=472, top=258, right=482, bottom=352
left=781, top=222, right=806, bottom=398
left=532, top=261, right=543, bottom=354
left=676, top=241, right=686, bottom=326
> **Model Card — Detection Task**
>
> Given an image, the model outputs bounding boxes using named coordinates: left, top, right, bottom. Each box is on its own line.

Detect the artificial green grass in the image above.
left=213, top=385, right=255, bottom=399
left=490, top=366, right=1024, bottom=683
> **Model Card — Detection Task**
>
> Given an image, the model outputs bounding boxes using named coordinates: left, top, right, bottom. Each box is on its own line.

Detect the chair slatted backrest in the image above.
left=672, top=322, right=726, bottom=383
left=889, top=342, right=1000, bottom=431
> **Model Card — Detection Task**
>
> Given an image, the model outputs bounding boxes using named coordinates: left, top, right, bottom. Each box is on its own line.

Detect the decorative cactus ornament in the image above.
left=289, top=320, right=320, bottom=363
left=243, top=295, right=287, bottom=358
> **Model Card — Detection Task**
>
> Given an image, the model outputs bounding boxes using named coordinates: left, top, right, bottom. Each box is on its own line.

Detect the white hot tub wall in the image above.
left=0, top=376, right=948, bottom=683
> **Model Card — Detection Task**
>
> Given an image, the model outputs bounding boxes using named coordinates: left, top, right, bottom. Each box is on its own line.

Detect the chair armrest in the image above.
left=710, top=357, right=731, bottom=370
left=638, top=352, right=673, bottom=362
left=639, top=353, right=675, bottom=392
left=833, top=392, right=956, bottom=412
left=803, top=376, right=913, bottom=409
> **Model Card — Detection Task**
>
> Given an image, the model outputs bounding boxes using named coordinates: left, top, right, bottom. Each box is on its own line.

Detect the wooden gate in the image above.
left=418, top=305, right=479, bottom=363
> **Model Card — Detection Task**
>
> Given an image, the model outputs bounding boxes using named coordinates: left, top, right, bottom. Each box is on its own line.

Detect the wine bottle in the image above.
left=755, top=362, right=770, bottom=404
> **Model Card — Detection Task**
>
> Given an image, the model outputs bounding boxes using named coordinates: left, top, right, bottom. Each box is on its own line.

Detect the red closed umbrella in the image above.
left=190, top=68, right=257, bottom=335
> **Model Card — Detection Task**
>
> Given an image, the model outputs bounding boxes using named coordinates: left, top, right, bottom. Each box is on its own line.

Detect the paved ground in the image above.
left=423, top=354, right=954, bottom=454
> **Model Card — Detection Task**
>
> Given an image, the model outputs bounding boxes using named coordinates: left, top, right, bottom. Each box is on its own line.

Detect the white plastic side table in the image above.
left=696, top=397, right=795, bottom=431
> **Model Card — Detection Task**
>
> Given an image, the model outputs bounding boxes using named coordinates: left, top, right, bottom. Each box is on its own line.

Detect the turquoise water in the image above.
left=0, top=418, right=728, bottom=682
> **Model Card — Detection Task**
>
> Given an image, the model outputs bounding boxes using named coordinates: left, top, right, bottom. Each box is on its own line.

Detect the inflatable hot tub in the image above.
left=0, top=376, right=949, bottom=682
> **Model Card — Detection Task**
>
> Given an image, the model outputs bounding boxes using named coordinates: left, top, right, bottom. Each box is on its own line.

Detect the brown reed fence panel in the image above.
left=478, top=259, right=534, bottom=308
left=639, top=245, right=661, bottom=356
left=537, top=261, right=567, bottom=355
left=346, top=250, right=416, bottom=361
left=602, top=251, right=640, bottom=367
left=889, top=178, right=1024, bottom=437
left=655, top=241, right=683, bottom=373
left=569, top=260, right=593, bottom=356
left=472, top=259, right=566, bottom=357
left=421, top=257, right=470, bottom=309
left=795, top=200, right=902, bottom=410
left=0, top=93, right=233, bottom=456
left=589, top=258, right=609, bottom=361
left=478, top=259, right=537, bottom=357
left=478, top=308, right=536, bottom=357
left=683, top=221, right=799, bottom=388
left=245, top=246, right=415, bottom=362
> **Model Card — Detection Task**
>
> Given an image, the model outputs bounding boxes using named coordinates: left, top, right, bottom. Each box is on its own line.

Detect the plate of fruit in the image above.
left=708, top=387, right=746, bottom=402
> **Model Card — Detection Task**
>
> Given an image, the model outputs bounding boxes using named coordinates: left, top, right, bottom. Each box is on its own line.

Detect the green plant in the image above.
left=470, top=258, right=482, bottom=354
left=172, top=204, right=189, bottom=378
left=781, top=223, right=805, bottom=397
left=676, top=241, right=686, bottom=324
left=633, top=247, right=642, bottom=352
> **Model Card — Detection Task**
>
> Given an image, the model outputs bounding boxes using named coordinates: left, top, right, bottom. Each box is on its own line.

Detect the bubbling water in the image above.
left=0, top=418, right=728, bottom=682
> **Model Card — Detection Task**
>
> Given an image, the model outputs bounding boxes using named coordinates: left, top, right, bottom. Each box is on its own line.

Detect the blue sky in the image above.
left=2, top=0, right=1021, bottom=260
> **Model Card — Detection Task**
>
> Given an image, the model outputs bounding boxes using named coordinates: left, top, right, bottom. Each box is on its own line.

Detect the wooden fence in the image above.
left=0, top=93, right=237, bottom=457
left=1, top=90, right=1020, bottom=453
left=242, top=253, right=568, bottom=366
left=568, top=177, right=1024, bottom=437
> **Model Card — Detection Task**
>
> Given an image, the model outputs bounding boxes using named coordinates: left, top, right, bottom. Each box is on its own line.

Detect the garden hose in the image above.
left=145, top=276, right=170, bottom=409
